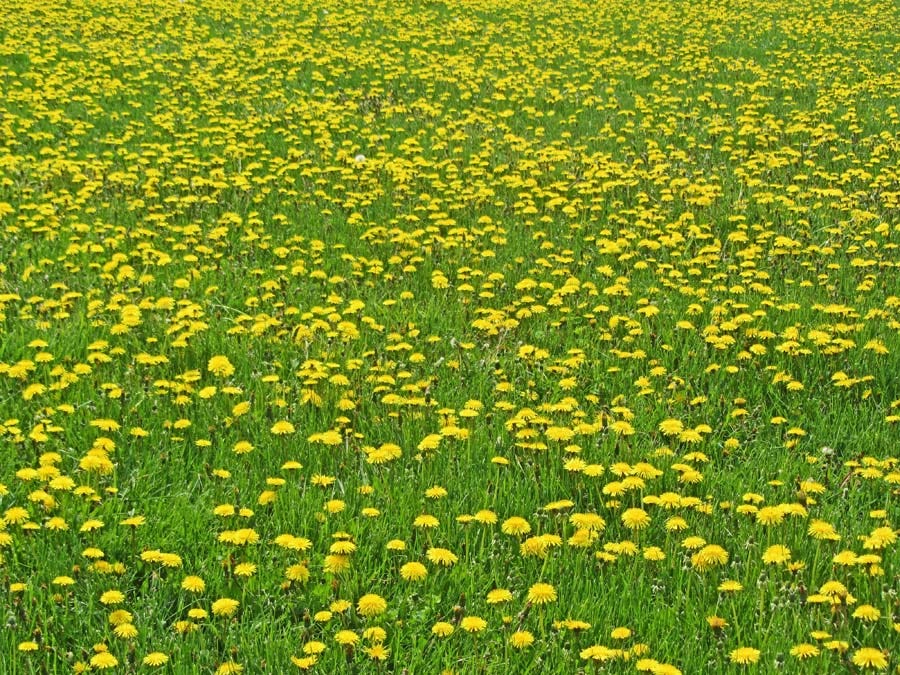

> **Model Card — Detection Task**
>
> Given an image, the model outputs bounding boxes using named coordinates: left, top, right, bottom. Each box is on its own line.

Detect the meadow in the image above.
left=1, top=0, right=899, bottom=672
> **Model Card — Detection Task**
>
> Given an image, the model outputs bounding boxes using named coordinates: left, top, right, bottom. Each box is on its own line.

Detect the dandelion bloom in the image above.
left=730, top=647, right=760, bottom=664
left=413, top=514, right=440, bottom=529
left=864, top=527, right=897, bottom=549
left=335, top=630, right=359, bottom=645
left=173, top=620, right=197, bottom=634
left=113, top=623, right=138, bottom=639
left=232, top=441, right=254, bottom=455
left=356, top=593, right=387, bottom=617
left=141, top=652, right=169, bottom=667
left=120, top=515, right=146, bottom=527
left=611, top=627, right=632, bottom=640
left=207, top=355, right=235, bottom=377
left=486, top=588, right=513, bottom=604
left=621, top=508, right=651, bottom=530
left=852, top=605, right=881, bottom=622
left=852, top=648, right=888, bottom=669
left=181, top=576, right=206, bottom=593
left=301, top=642, right=326, bottom=656
left=658, top=419, right=684, bottom=436
left=270, top=420, right=295, bottom=435
left=432, top=622, right=454, bottom=637
left=364, top=644, right=390, bottom=660
left=501, top=516, right=532, bottom=535
left=706, top=616, right=728, bottom=630
left=762, top=545, right=791, bottom=564
left=818, top=580, right=849, bottom=599
left=832, top=550, right=858, bottom=566
left=460, top=616, right=487, bottom=633
left=211, top=598, right=239, bottom=617
left=474, top=509, right=497, bottom=524
left=90, top=652, right=119, bottom=669
left=755, top=506, right=784, bottom=526
left=789, top=644, right=819, bottom=659
left=643, top=546, right=666, bottom=561
left=509, top=631, right=534, bottom=648
left=580, top=645, right=616, bottom=661
left=665, top=516, right=688, bottom=531
left=99, top=590, right=125, bottom=605
left=424, top=486, right=448, bottom=499
left=363, top=627, right=386, bottom=643
left=691, top=545, right=729, bottom=571
left=718, top=580, right=743, bottom=593
left=426, top=547, right=458, bottom=566
left=808, top=520, right=840, bottom=540
left=527, top=582, right=557, bottom=604
left=291, top=656, right=318, bottom=669
left=234, top=562, right=257, bottom=577
left=570, top=513, right=606, bottom=531
left=654, top=665, right=683, bottom=675
left=399, top=561, right=427, bottom=581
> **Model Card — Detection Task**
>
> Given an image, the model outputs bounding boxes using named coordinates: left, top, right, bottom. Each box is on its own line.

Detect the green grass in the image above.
left=1, top=0, right=899, bottom=672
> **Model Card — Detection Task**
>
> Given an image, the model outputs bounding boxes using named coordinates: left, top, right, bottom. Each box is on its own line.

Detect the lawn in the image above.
left=0, top=0, right=898, bottom=672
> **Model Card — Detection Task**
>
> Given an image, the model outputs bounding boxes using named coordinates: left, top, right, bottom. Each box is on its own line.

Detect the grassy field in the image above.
left=1, top=0, right=899, bottom=672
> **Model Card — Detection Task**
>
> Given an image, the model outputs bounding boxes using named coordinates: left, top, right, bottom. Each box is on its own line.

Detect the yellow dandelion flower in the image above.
left=234, top=562, right=257, bottom=577
left=90, top=652, right=119, bottom=669
left=621, top=508, right=650, bottom=530
left=460, top=616, right=487, bottom=633
left=501, top=516, right=531, bottom=535
left=706, top=616, right=728, bottom=631
left=426, top=547, right=458, bottom=566
left=790, top=644, right=819, bottom=659
left=432, top=622, right=454, bottom=637
left=762, top=545, right=791, bottom=564
left=526, top=582, right=557, bottom=604
left=400, top=562, right=427, bottom=581
left=335, top=630, right=359, bottom=645
left=486, top=588, right=513, bottom=604
left=99, top=590, right=125, bottom=605
left=509, top=631, right=534, bottom=649
left=356, top=593, right=387, bottom=617
left=142, top=652, right=168, bottom=667
left=364, top=644, right=390, bottom=660
left=852, top=605, right=881, bottom=622
left=181, top=576, right=205, bottom=593
left=211, top=598, right=239, bottom=617
left=270, top=420, right=295, bottom=435
left=113, top=623, right=138, bottom=639
left=691, top=545, right=729, bottom=571
left=303, top=641, right=326, bottom=655
left=730, top=647, right=760, bottom=664
left=611, top=627, right=632, bottom=640
left=851, top=648, right=887, bottom=669
left=291, top=655, right=318, bottom=669
left=207, top=356, right=235, bottom=377
left=718, top=580, right=743, bottom=593
left=413, top=514, right=440, bottom=528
